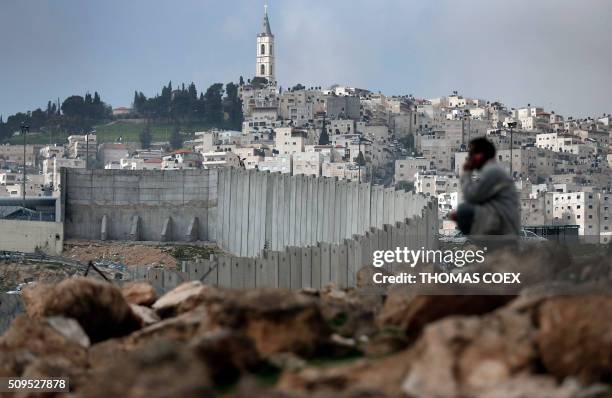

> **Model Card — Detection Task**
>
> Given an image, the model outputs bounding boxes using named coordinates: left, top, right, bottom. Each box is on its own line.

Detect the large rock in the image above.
left=475, top=375, right=588, bottom=398
left=154, top=285, right=331, bottom=357
left=212, top=289, right=331, bottom=357
left=130, top=304, right=161, bottom=326
left=537, top=295, right=612, bottom=383
left=121, top=282, right=157, bottom=306
left=402, top=307, right=537, bottom=397
left=190, top=328, right=262, bottom=386
left=22, top=277, right=141, bottom=343
left=152, top=281, right=210, bottom=317
left=0, top=315, right=89, bottom=376
left=128, top=307, right=208, bottom=347
left=277, top=349, right=414, bottom=397
left=74, top=340, right=215, bottom=398
left=377, top=293, right=513, bottom=340
left=319, top=286, right=382, bottom=338
left=88, top=307, right=209, bottom=369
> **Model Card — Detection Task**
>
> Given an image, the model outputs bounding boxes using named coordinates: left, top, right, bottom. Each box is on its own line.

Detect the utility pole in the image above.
left=507, top=121, right=517, bottom=177
left=20, top=123, right=29, bottom=208
left=85, top=132, right=89, bottom=170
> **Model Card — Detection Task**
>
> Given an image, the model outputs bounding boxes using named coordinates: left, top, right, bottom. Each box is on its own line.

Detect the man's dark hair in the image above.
left=469, top=137, right=496, bottom=161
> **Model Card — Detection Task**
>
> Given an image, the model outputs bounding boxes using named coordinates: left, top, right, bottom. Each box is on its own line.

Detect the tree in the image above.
left=61, top=96, right=86, bottom=118
left=187, top=82, right=197, bottom=101
left=139, top=124, right=152, bottom=149
left=224, top=82, right=243, bottom=129
left=169, top=125, right=183, bottom=150
left=204, top=83, right=224, bottom=124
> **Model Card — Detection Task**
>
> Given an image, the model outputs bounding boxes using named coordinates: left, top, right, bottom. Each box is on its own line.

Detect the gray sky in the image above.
left=1, top=0, right=611, bottom=118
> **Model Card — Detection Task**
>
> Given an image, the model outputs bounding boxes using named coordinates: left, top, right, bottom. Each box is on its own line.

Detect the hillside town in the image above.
left=1, top=4, right=611, bottom=246
left=2, top=2, right=612, bottom=398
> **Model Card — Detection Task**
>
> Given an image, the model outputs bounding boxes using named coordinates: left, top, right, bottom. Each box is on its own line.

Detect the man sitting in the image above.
left=451, top=137, right=520, bottom=238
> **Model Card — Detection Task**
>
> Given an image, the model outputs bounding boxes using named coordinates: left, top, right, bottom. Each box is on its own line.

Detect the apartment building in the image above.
left=395, top=157, right=432, bottom=182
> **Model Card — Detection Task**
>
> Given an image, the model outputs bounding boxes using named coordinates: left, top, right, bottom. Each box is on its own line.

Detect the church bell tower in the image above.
left=256, top=3, right=275, bottom=83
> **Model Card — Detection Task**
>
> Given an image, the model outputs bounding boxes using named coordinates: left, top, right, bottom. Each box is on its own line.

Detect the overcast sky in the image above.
left=1, top=0, right=611, bottom=118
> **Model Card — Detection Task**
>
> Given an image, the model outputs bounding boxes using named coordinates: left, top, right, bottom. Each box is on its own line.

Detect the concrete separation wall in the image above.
left=62, top=168, right=437, bottom=259
left=126, top=200, right=438, bottom=292
left=0, top=220, right=64, bottom=255
left=216, top=168, right=436, bottom=257
left=63, top=169, right=217, bottom=242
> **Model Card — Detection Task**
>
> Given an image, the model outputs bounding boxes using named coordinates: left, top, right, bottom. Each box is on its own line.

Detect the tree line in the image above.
left=0, top=80, right=244, bottom=143
left=132, top=81, right=243, bottom=130
left=0, top=92, right=112, bottom=141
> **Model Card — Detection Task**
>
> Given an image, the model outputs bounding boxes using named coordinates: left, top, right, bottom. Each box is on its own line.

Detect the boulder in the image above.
left=402, top=308, right=537, bottom=397
left=45, top=316, right=90, bottom=348
left=190, top=328, right=262, bottom=386
left=152, top=286, right=330, bottom=357
left=151, top=281, right=210, bottom=317
left=127, top=307, right=209, bottom=348
left=88, top=306, right=209, bottom=369
left=277, top=349, right=414, bottom=398
left=476, top=375, right=586, bottom=398
left=377, top=293, right=513, bottom=340
left=21, top=277, right=141, bottom=343
left=74, top=340, right=215, bottom=398
left=121, top=282, right=157, bottom=306
left=319, top=286, right=382, bottom=339
left=130, top=304, right=161, bottom=326
left=207, top=289, right=330, bottom=357
left=0, top=315, right=89, bottom=376
left=537, top=295, right=612, bottom=383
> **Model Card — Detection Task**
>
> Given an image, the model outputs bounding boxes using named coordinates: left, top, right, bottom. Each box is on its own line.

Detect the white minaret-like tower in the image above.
left=256, top=2, right=275, bottom=83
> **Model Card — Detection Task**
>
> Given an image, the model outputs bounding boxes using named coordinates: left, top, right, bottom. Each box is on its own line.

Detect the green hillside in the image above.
left=6, top=120, right=215, bottom=145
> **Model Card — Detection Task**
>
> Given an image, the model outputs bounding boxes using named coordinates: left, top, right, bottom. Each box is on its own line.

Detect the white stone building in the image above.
left=201, top=151, right=240, bottom=169
left=321, top=161, right=364, bottom=182
left=257, top=155, right=291, bottom=174
left=395, top=157, right=432, bottom=183
left=293, top=152, right=323, bottom=177
left=275, top=127, right=308, bottom=155
left=414, top=172, right=460, bottom=197
left=42, top=157, right=85, bottom=192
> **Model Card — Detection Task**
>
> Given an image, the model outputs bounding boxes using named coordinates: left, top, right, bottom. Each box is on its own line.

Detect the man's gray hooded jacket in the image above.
left=460, top=161, right=520, bottom=236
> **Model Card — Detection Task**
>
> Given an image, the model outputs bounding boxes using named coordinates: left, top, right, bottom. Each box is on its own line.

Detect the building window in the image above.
left=261, top=44, right=266, bottom=55
left=260, top=64, right=265, bottom=75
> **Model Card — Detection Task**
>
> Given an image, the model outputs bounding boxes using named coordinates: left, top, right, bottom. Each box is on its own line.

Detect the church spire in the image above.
left=262, top=2, right=272, bottom=36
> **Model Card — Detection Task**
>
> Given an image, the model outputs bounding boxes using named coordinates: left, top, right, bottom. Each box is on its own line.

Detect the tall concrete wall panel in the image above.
left=64, top=169, right=214, bottom=242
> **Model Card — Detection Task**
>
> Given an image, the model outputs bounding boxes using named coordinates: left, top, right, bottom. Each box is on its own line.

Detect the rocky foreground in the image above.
left=1, top=247, right=612, bottom=397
